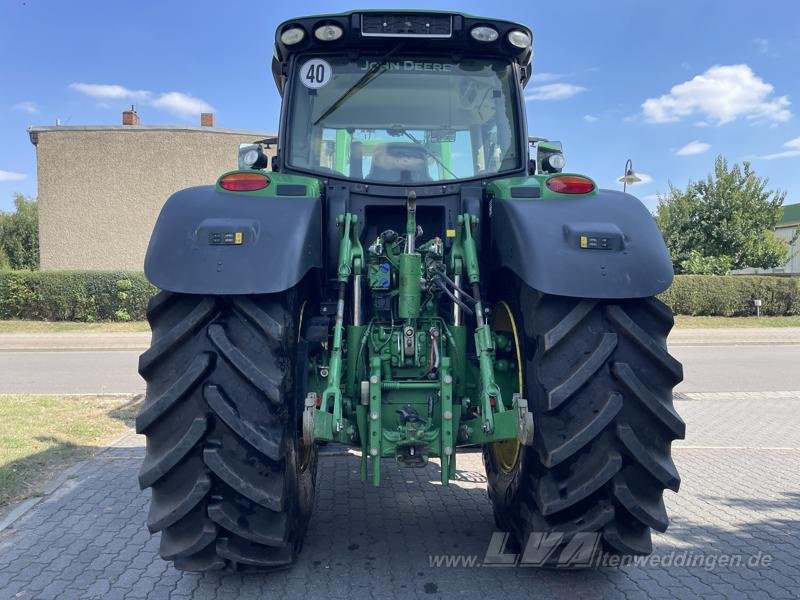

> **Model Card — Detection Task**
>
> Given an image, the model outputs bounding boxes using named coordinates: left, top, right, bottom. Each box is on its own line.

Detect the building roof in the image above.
left=779, top=203, right=800, bottom=226
left=28, top=125, right=275, bottom=145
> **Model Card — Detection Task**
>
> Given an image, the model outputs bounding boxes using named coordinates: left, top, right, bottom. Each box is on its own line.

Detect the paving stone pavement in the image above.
left=1, top=399, right=799, bottom=600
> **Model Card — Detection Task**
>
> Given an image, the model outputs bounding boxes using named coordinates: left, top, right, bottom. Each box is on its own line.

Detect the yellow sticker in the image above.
left=446, top=229, right=457, bottom=238
left=580, top=235, right=588, bottom=249
left=234, top=232, right=243, bottom=245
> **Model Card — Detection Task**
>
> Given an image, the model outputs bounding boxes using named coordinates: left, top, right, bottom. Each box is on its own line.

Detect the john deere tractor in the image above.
left=137, top=10, right=685, bottom=571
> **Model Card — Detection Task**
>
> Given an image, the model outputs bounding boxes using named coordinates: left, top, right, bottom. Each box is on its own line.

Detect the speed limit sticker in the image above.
left=299, top=59, right=332, bottom=89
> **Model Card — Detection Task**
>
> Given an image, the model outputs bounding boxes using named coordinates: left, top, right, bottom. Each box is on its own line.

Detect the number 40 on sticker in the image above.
left=300, top=59, right=332, bottom=89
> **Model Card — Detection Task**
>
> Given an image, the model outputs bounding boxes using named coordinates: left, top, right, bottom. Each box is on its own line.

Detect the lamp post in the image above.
left=618, top=158, right=642, bottom=193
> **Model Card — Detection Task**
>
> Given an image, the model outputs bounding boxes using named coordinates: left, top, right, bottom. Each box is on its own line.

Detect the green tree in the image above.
left=0, top=194, right=39, bottom=270
left=678, top=250, right=733, bottom=275
left=655, top=156, right=789, bottom=272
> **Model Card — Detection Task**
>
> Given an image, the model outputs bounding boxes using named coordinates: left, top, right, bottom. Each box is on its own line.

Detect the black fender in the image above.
left=490, top=189, right=673, bottom=299
left=144, top=186, right=322, bottom=295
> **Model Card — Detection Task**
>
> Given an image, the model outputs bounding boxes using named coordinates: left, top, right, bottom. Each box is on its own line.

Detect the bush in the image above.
left=659, top=275, right=800, bottom=316
left=1, top=271, right=797, bottom=321
left=0, top=271, right=157, bottom=321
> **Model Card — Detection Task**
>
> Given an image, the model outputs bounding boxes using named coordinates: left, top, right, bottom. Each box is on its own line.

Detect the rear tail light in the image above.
left=219, top=172, right=270, bottom=191
left=546, top=175, right=595, bottom=195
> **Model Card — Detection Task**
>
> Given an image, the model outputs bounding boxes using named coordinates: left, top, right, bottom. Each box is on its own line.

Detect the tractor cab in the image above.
left=267, top=11, right=534, bottom=186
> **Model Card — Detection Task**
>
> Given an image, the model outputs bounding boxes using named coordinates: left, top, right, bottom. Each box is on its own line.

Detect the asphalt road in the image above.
left=0, top=350, right=145, bottom=395
left=0, top=345, right=798, bottom=394
left=673, top=345, right=800, bottom=393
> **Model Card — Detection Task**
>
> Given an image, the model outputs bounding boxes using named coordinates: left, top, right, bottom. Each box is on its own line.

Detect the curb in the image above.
left=2, top=328, right=799, bottom=351
left=0, top=404, right=143, bottom=535
left=669, top=340, right=800, bottom=347
left=0, top=332, right=150, bottom=352
left=675, top=391, right=800, bottom=401
left=0, top=498, right=42, bottom=533
left=0, top=459, right=88, bottom=534
left=669, top=327, right=800, bottom=347
left=1, top=347, right=148, bottom=353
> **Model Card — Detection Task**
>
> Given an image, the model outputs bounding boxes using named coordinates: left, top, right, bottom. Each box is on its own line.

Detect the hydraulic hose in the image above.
left=435, top=276, right=474, bottom=315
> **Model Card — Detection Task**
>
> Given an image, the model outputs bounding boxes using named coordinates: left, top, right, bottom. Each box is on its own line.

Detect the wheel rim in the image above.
left=297, top=300, right=314, bottom=473
left=489, top=301, right=523, bottom=473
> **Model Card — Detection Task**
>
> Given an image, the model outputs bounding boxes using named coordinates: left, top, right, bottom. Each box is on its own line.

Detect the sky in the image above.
left=1, top=0, right=799, bottom=212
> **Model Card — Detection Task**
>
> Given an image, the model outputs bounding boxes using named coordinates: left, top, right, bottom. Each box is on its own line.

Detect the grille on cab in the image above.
left=360, top=14, right=452, bottom=38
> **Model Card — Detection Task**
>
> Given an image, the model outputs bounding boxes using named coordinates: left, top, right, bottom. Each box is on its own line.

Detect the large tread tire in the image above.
left=136, top=290, right=318, bottom=572
left=483, top=276, right=685, bottom=565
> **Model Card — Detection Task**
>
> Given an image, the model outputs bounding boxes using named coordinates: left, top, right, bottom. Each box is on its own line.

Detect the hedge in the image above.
left=0, top=271, right=798, bottom=321
left=659, top=275, right=800, bottom=316
left=0, top=271, right=157, bottom=321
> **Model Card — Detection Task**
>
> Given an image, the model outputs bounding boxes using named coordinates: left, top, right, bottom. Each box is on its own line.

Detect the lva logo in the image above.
left=483, top=532, right=602, bottom=568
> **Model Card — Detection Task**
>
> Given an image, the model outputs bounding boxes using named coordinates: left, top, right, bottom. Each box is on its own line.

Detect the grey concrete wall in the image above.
left=734, top=224, right=800, bottom=275
left=776, top=224, right=800, bottom=274
left=32, top=127, right=275, bottom=271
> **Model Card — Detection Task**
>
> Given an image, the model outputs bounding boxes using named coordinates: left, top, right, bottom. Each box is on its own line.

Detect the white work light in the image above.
left=242, top=149, right=260, bottom=167
left=315, top=24, right=344, bottom=41
left=280, top=27, right=305, bottom=45
left=470, top=26, right=499, bottom=42
left=507, top=30, right=531, bottom=48
left=546, top=153, right=566, bottom=171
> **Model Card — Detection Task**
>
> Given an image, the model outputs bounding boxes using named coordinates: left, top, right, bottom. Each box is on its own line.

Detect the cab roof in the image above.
left=271, top=10, right=533, bottom=95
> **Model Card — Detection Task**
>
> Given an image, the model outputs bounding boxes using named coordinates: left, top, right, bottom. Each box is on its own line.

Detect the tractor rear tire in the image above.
left=484, top=276, right=685, bottom=565
left=136, top=290, right=318, bottom=572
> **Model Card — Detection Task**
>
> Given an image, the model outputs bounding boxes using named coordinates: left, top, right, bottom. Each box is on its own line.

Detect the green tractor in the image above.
left=137, top=10, right=685, bottom=571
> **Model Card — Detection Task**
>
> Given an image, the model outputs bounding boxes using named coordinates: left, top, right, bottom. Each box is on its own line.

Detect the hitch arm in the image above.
left=318, top=213, right=363, bottom=439
left=459, top=214, right=503, bottom=433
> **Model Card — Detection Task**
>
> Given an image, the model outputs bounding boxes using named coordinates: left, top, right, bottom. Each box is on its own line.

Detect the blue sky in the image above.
left=1, top=0, right=799, bottom=212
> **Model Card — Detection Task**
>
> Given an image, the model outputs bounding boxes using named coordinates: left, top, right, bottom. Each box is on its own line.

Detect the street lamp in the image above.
left=618, top=158, right=642, bottom=193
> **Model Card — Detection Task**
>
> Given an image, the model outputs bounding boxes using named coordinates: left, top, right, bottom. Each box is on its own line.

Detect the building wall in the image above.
left=775, top=224, right=800, bottom=274
left=733, top=223, right=800, bottom=275
left=32, top=127, right=275, bottom=271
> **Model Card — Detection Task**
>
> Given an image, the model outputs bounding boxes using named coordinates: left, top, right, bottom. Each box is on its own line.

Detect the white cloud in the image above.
left=151, top=92, right=214, bottom=117
left=583, top=114, right=598, bottom=123
left=0, top=170, right=26, bottom=182
left=12, top=101, right=38, bottom=114
left=69, top=83, right=151, bottom=102
left=675, top=140, right=711, bottom=156
left=756, top=136, right=800, bottom=160
left=752, top=38, right=779, bottom=58
left=625, top=172, right=653, bottom=186
left=525, top=83, right=586, bottom=101
left=533, top=72, right=565, bottom=83
left=70, top=83, right=214, bottom=119
left=641, top=64, right=791, bottom=125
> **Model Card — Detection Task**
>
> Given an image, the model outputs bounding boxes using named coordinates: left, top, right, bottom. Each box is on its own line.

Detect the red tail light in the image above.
left=219, top=172, right=270, bottom=191
left=546, top=175, right=595, bottom=195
